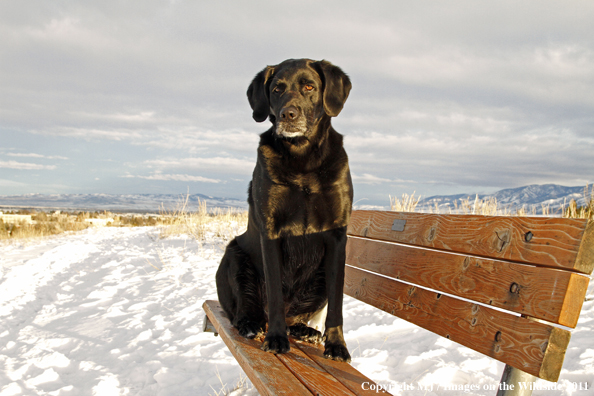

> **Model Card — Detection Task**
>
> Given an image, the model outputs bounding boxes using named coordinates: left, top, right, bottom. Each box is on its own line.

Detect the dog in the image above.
left=215, top=58, right=353, bottom=362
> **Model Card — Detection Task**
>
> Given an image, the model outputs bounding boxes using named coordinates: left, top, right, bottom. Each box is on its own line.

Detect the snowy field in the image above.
left=1, top=226, right=593, bottom=396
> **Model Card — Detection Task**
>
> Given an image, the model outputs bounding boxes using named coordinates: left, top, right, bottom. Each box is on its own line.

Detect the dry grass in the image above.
left=389, top=192, right=421, bottom=212
left=414, top=194, right=536, bottom=216
left=158, top=195, right=248, bottom=243
left=390, top=185, right=594, bottom=219
left=1, top=195, right=248, bottom=242
left=209, top=370, right=253, bottom=396
left=563, top=185, right=594, bottom=220
left=0, top=212, right=91, bottom=240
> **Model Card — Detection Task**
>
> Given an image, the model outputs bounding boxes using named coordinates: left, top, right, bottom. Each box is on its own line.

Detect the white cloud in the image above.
left=0, top=178, right=30, bottom=188
left=7, top=153, right=68, bottom=160
left=141, top=129, right=261, bottom=155
left=143, top=157, right=255, bottom=175
left=132, top=173, right=220, bottom=183
left=7, top=153, right=44, bottom=158
left=0, top=160, right=56, bottom=170
left=27, top=123, right=260, bottom=156
left=30, top=127, right=143, bottom=141
left=351, top=173, right=393, bottom=185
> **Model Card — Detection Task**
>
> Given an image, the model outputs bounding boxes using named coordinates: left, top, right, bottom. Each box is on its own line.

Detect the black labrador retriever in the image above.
left=216, top=58, right=353, bottom=362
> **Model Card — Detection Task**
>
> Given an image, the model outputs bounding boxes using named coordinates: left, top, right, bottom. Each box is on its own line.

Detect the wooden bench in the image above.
left=203, top=210, right=593, bottom=395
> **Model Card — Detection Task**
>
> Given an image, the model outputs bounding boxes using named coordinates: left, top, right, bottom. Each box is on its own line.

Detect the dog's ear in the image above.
left=247, top=66, right=275, bottom=123
left=313, top=60, right=352, bottom=117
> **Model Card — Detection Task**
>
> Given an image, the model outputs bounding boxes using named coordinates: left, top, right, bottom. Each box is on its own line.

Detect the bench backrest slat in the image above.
left=348, top=211, right=594, bottom=274
left=346, top=236, right=590, bottom=328
left=344, top=265, right=571, bottom=382
left=344, top=210, right=592, bottom=382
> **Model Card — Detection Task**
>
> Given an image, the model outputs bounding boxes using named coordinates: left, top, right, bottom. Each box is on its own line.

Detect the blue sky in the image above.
left=1, top=1, right=593, bottom=206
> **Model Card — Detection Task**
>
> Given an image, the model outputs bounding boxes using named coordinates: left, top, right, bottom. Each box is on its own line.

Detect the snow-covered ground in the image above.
left=1, top=226, right=593, bottom=396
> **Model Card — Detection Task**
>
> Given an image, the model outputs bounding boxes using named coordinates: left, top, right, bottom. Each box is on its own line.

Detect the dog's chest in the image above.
left=270, top=185, right=349, bottom=239
left=254, top=142, right=352, bottom=240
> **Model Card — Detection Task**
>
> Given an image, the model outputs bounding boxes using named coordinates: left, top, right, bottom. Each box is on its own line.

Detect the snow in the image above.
left=1, top=227, right=593, bottom=396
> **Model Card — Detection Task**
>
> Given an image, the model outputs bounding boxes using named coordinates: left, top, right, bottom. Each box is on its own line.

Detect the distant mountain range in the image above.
left=417, top=184, right=593, bottom=214
left=0, top=193, right=248, bottom=213
left=0, top=184, right=592, bottom=214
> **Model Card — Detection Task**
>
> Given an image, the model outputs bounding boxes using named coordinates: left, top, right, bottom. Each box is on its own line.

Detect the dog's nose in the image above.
left=279, top=106, right=300, bottom=121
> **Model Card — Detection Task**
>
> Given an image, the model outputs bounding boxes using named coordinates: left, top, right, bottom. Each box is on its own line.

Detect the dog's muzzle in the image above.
left=276, top=105, right=307, bottom=138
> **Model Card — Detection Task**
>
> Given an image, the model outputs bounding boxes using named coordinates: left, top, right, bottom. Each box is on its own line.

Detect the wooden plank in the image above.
left=294, top=340, right=391, bottom=395
left=346, top=236, right=590, bottom=327
left=575, top=220, right=594, bottom=275
left=277, top=341, right=362, bottom=396
left=343, top=267, right=571, bottom=381
left=559, top=274, right=591, bottom=328
left=202, top=300, right=313, bottom=396
left=348, top=211, right=593, bottom=274
left=203, top=300, right=391, bottom=395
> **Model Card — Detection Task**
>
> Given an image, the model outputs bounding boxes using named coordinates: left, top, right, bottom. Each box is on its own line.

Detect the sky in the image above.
left=1, top=1, right=593, bottom=207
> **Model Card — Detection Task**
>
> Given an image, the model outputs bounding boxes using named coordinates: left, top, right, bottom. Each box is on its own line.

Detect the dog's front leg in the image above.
left=260, top=235, right=290, bottom=354
left=322, top=227, right=351, bottom=363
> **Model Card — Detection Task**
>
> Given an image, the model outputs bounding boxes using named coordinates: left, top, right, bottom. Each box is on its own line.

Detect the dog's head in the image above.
left=247, top=59, right=351, bottom=140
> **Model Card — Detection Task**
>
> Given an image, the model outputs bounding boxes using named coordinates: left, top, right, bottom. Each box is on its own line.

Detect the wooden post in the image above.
left=203, top=315, right=218, bottom=336
left=496, top=364, right=536, bottom=396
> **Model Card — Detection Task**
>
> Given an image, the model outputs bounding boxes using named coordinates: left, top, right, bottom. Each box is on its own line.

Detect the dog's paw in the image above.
left=289, top=323, right=323, bottom=345
left=236, top=319, right=264, bottom=339
left=261, top=334, right=290, bottom=354
left=324, top=342, right=351, bottom=363
left=323, top=325, right=351, bottom=363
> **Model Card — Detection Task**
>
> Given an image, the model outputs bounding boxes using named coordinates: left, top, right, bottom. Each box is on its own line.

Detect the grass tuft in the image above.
left=389, top=192, right=421, bottom=212
left=563, top=185, right=594, bottom=220
left=158, top=194, right=248, bottom=244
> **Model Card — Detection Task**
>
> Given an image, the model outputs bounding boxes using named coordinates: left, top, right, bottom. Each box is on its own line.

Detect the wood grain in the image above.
left=575, top=220, right=594, bottom=274
left=294, top=341, right=391, bottom=395
left=343, top=267, right=571, bottom=381
left=348, top=211, right=593, bottom=274
left=345, top=236, right=590, bottom=327
left=277, top=341, right=372, bottom=396
left=203, top=300, right=313, bottom=396
left=203, top=300, right=389, bottom=395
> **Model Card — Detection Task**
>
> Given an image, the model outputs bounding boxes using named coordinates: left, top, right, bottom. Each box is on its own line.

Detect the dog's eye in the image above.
left=304, top=85, right=314, bottom=91
left=273, top=86, right=283, bottom=94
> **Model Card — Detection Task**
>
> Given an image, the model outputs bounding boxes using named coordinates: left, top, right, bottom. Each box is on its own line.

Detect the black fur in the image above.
left=216, top=59, right=353, bottom=362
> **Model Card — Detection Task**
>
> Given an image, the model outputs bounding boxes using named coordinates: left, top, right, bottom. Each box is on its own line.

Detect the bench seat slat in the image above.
left=294, top=340, right=390, bottom=395
left=346, top=236, right=590, bottom=328
left=344, top=266, right=571, bottom=381
left=348, top=211, right=594, bottom=274
left=203, top=300, right=314, bottom=395
left=277, top=341, right=376, bottom=396
left=203, top=300, right=389, bottom=396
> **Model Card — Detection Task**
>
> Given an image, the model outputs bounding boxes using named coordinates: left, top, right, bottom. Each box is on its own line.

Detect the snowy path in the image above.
left=1, top=227, right=593, bottom=395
